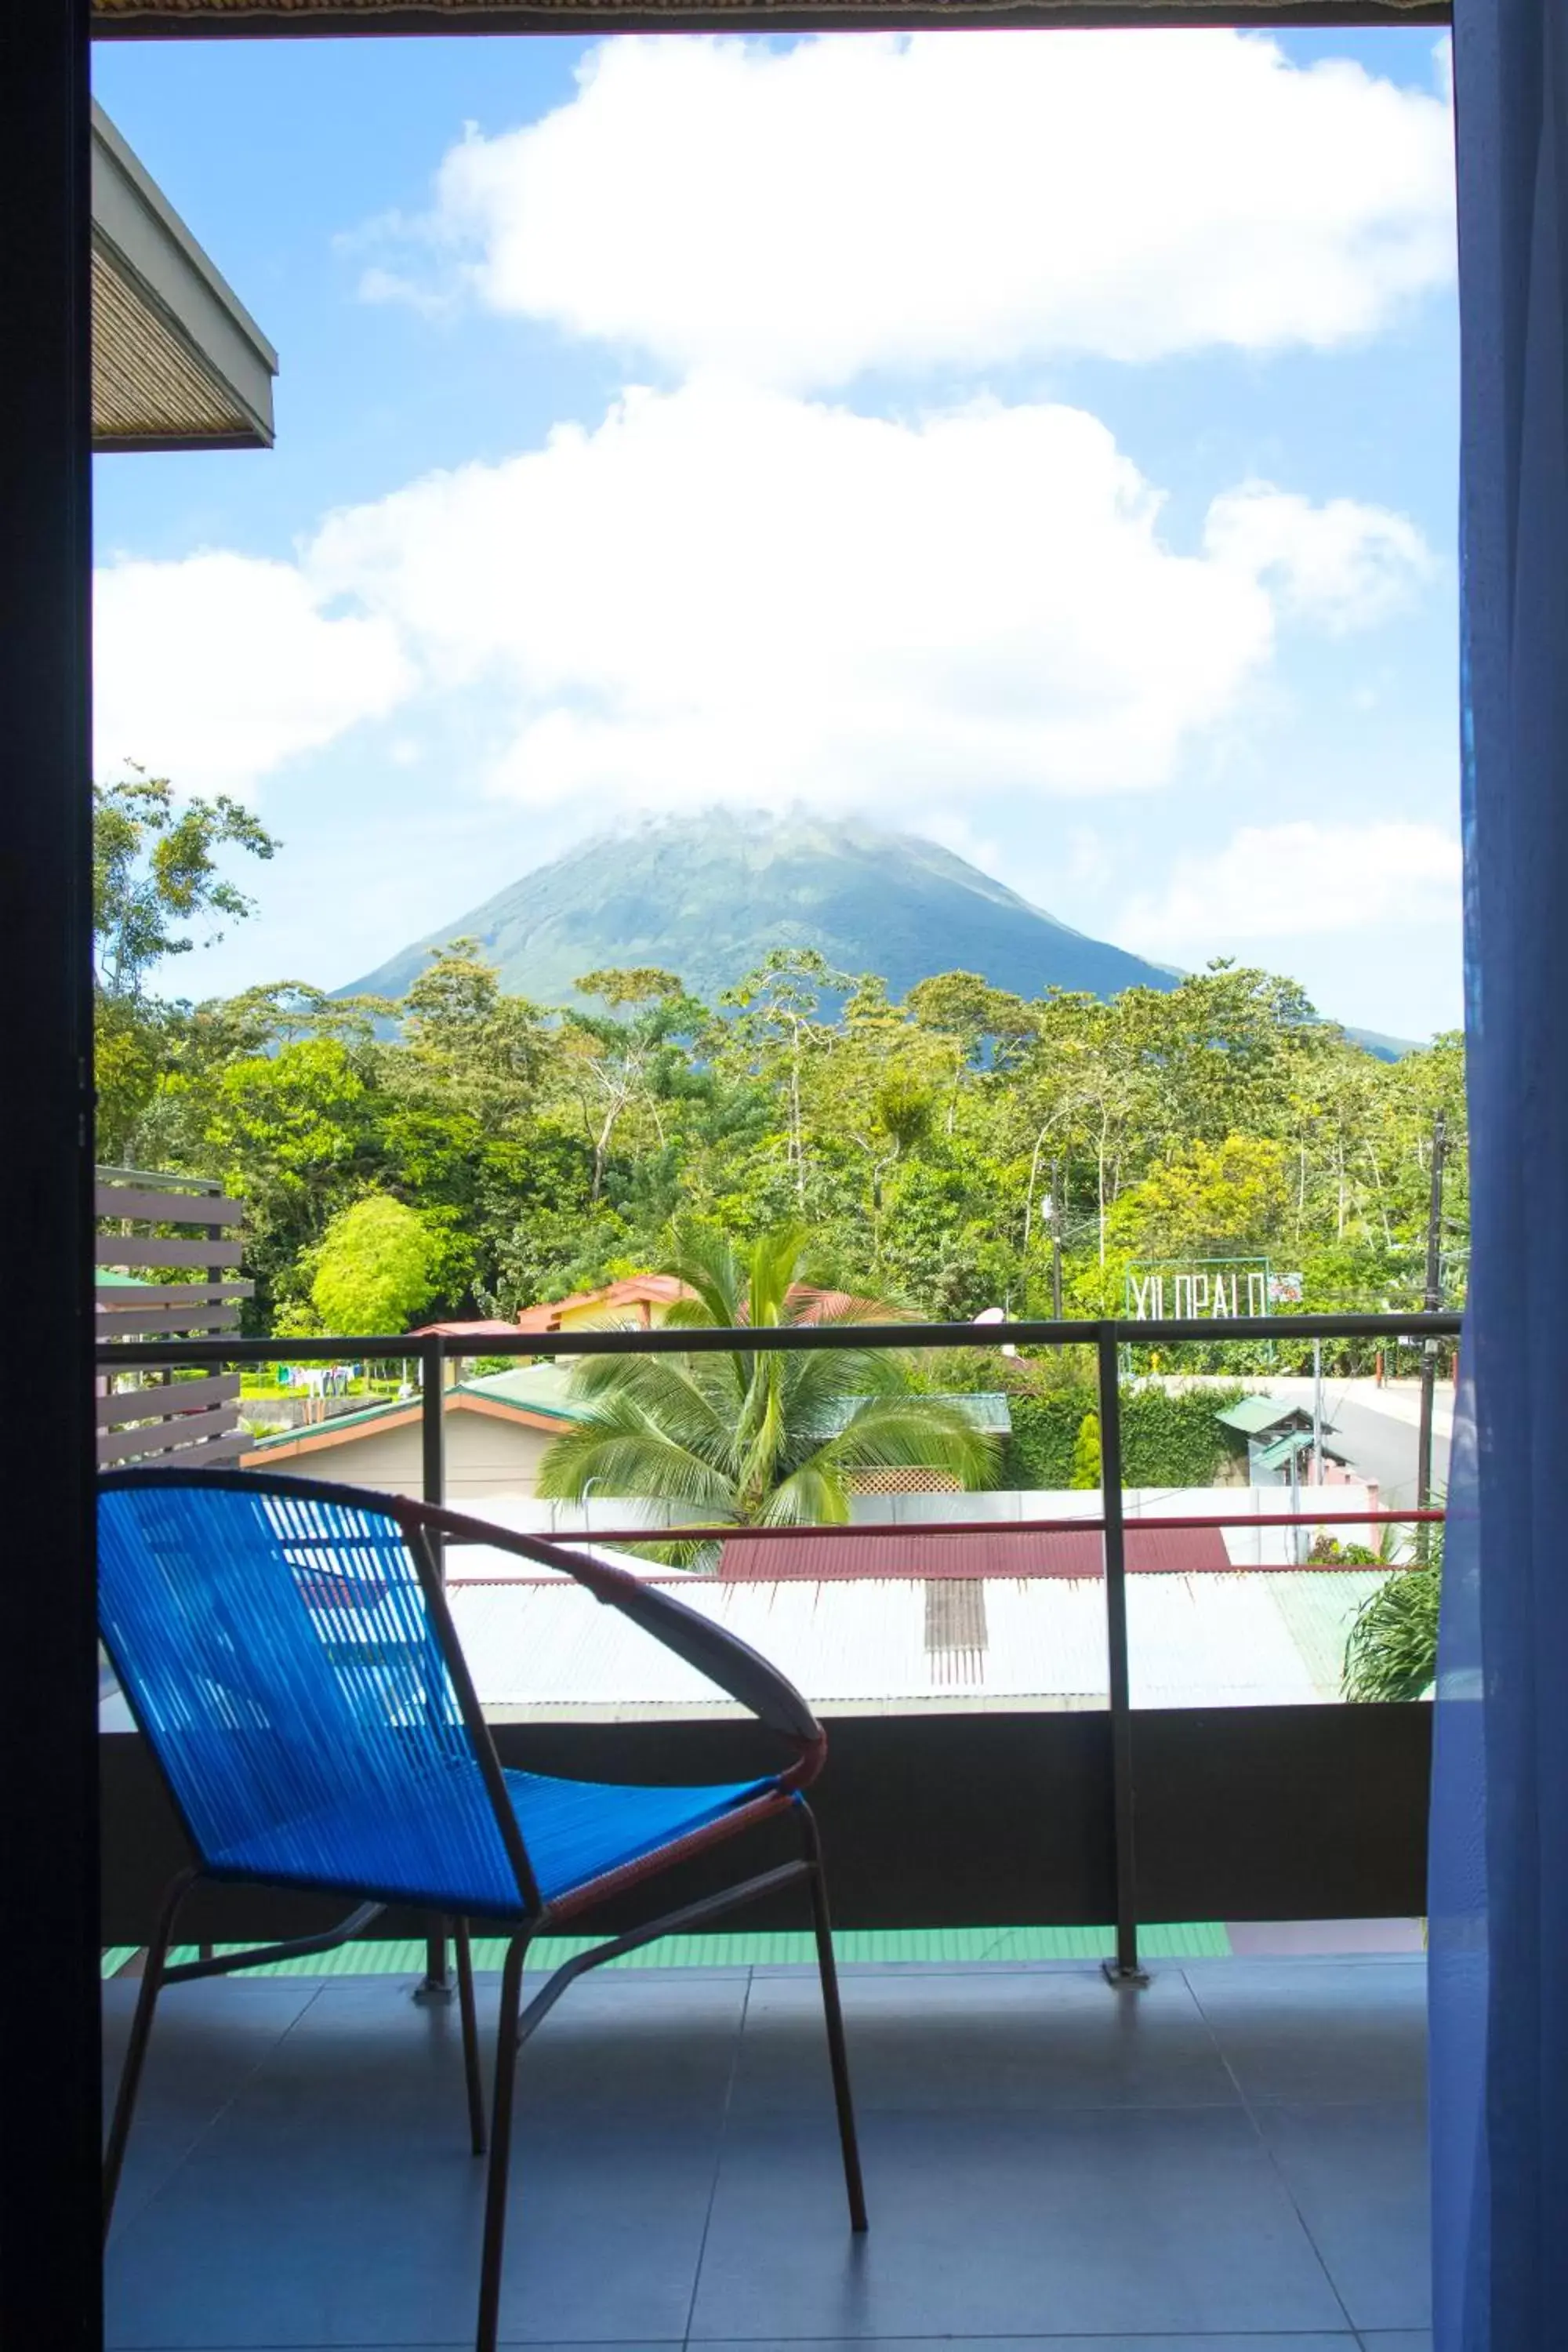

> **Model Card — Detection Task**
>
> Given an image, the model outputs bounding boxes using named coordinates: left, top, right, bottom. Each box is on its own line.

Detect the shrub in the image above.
left=1070, top=1410, right=1102, bottom=1489
left=1343, top=1506, right=1444, bottom=1701
left=1003, top=1383, right=1245, bottom=1489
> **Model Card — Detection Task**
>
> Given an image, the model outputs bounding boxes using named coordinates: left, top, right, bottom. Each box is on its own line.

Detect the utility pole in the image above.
left=1050, top=1159, right=1064, bottom=1322
left=1312, top=1337, right=1323, bottom=1489
left=1416, top=1110, right=1447, bottom=1548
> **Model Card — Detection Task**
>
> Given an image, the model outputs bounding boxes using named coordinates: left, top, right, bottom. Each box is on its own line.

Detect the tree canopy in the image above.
left=94, top=786, right=1468, bottom=1357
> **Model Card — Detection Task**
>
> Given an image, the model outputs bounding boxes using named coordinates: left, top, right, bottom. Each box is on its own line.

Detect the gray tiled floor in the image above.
left=103, top=1955, right=1430, bottom=2351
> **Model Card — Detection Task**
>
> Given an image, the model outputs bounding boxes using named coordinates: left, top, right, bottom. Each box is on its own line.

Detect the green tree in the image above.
left=309, top=1195, right=441, bottom=1336
left=93, top=771, right=278, bottom=1004
left=392, top=942, right=551, bottom=1129
left=718, top=949, right=850, bottom=1207
left=1108, top=1134, right=1291, bottom=1261
left=906, top=969, right=1035, bottom=1133
left=559, top=967, right=707, bottom=1200
left=92, top=773, right=278, bottom=1159
left=536, top=1221, right=998, bottom=1533
left=1070, top=1409, right=1102, bottom=1489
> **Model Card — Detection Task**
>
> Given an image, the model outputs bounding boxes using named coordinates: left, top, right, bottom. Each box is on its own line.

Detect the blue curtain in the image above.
left=1433, top=4, right=1568, bottom=2342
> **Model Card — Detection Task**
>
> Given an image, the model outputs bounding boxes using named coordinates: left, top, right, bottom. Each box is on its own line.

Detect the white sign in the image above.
left=1127, top=1264, right=1270, bottom=1319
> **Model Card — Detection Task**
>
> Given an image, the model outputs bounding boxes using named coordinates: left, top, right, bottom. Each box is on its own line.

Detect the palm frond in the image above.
left=660, top=1223, right=743, bottom=1326
left=750, top=1222, right=810, bottom=1327
left=1343, top=1563, right=1441, bottom=1701
left=535, top=1396, right=741, bottom=1515
left=822, top=1395, right=1000, bottom=1486
left=562, top=1352, right=740, bottom=1464
left=760, top=1458, right=854, bottom=1526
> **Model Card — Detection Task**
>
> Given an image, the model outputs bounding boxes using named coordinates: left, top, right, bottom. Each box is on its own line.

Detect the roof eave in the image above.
left=91, top=100, right=278, bottom=452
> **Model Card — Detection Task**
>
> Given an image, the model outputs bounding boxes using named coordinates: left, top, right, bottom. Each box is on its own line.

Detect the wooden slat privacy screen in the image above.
left=96, top=1171, right=252, bottom=1470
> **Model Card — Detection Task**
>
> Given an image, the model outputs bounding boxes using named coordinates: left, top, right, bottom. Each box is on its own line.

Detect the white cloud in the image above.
left=1205, top=481, right=1433, bottom=632
left=93, top=551, right=412, bottom=796
left=91, top=386, right=1430, bottom=824
left=377, top=31, right=1455, bottom=388
left=1119, top=818, right=1461, bottom=953
left=305, top=379, right=1424, bottom=818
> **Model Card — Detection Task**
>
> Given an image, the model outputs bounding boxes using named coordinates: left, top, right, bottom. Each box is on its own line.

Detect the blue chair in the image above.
left=99, top=1468, right=866, bottom=2351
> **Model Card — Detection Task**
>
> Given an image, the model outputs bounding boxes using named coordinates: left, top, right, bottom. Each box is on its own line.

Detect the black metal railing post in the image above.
left=1096, top=1323, right=1145, bottom=1986
left=420, top=1334, right=446, bottom=1518
left=414, top=1334, right=452, bottom=2005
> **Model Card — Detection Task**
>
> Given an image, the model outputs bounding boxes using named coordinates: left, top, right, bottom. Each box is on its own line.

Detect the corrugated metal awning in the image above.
left=438, top=1566, right=1388, bottom=1719
left=91, top=103, right=277, bottom=452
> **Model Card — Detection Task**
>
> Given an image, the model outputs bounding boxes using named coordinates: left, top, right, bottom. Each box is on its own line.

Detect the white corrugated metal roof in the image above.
left=446, top=1570, right=1387, bottom=1721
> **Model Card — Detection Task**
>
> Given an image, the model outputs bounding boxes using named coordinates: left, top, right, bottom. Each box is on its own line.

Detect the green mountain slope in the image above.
left=342, top=811, right=1181, bottom=1009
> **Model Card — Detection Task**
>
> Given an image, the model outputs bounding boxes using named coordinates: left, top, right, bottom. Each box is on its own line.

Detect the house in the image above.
left=240, top=1361, right=585, bottom=1500
left=1214, top=1392, right=1355, bottom=1486
left=411, top=1273, right=885, bottom=1352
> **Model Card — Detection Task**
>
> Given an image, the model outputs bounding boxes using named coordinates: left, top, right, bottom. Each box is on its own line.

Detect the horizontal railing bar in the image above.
left=94, top=1309, right=1463, bottom=1370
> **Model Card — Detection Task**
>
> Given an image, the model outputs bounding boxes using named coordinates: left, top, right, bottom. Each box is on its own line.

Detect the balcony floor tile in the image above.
left=1182, top=1958, right=1428, bottom=2104
left=688, top=2104, right=1348, bottom=2339
left=104, top=1957, right=1427, bottom=2352
left=731, top=1962, right=1239, bottom=2114
left=1255, top=2102, right=1432, bottom=2333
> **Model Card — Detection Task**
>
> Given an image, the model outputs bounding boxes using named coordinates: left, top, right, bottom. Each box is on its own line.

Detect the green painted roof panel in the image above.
left=1214, top=1394, right=1297, bottom=1437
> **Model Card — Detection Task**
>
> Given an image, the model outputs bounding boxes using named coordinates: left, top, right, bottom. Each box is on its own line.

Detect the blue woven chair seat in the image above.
left=98, top=1470, right=865, bottom=2350
left=201, top=1762, right=779, bottom=1912
left=502, top=1768, right=779, bottom=1904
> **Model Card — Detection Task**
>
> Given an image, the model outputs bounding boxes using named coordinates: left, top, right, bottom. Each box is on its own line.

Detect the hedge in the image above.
left=1002, top=1385, right=1246, bottom=1490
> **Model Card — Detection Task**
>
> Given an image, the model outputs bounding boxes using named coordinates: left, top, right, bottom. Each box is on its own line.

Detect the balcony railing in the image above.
left=99, top=1308, right=1459, bottom=1987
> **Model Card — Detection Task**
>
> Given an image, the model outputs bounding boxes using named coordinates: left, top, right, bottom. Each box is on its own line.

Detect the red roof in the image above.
left=406, top=1317, right=528, bottom=1339
left=717, top=1525, right=1232, bottom=1581
left=507, top=1274, right=895, bottom=1335
left=512, top=1276, right=691, bottom=1333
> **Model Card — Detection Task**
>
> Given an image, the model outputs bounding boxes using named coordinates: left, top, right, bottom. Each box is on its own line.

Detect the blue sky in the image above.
left=93, top=26, right=1460, bottom=1040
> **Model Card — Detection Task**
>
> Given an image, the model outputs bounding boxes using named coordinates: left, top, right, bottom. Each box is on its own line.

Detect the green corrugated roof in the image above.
left=823, top=1392, right=1011, bottom=1436
left=1254, top=1429, right=1310, bottom=1472
left=458, top=1362, right=584, bottom=1421
left=96, top=1268, right=151, bottom=1288
left=1214, top=1394, right=1298, bottom=1437
left=1269, top=1570, right=1388, bottom=1694
left=245, top=1362, right=588, bottom=1452
left=1252, top=1429, right=1348, bottom=1474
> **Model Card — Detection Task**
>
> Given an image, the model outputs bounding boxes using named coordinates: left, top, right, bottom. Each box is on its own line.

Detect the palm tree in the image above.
left=536, top=1223, right=998, bottom=1534
left=1341, top=1505, right=1444, bottom=1701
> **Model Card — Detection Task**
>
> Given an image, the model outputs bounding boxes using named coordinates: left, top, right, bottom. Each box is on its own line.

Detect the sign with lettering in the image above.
left=1125, top=1259, right=1272, bottom=1319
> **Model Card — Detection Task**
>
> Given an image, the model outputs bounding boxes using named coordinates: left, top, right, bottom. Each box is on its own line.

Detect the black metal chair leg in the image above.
left=797, top=1803, right=868, bottom=2232
left=454, top=1919, right=487, bottom=2155
left=103, top=1866, right=198, bottom=2241
left=475, top=1933, right=530, bottom=2352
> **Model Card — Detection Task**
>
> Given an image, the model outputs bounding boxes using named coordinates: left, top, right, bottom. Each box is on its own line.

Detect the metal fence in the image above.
left=97, top=1309, right=1461, bottom=1983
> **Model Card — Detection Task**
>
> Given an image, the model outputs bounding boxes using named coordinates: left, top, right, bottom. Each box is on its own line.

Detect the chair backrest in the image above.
left=99, top=1470, right=535, bottom=1917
